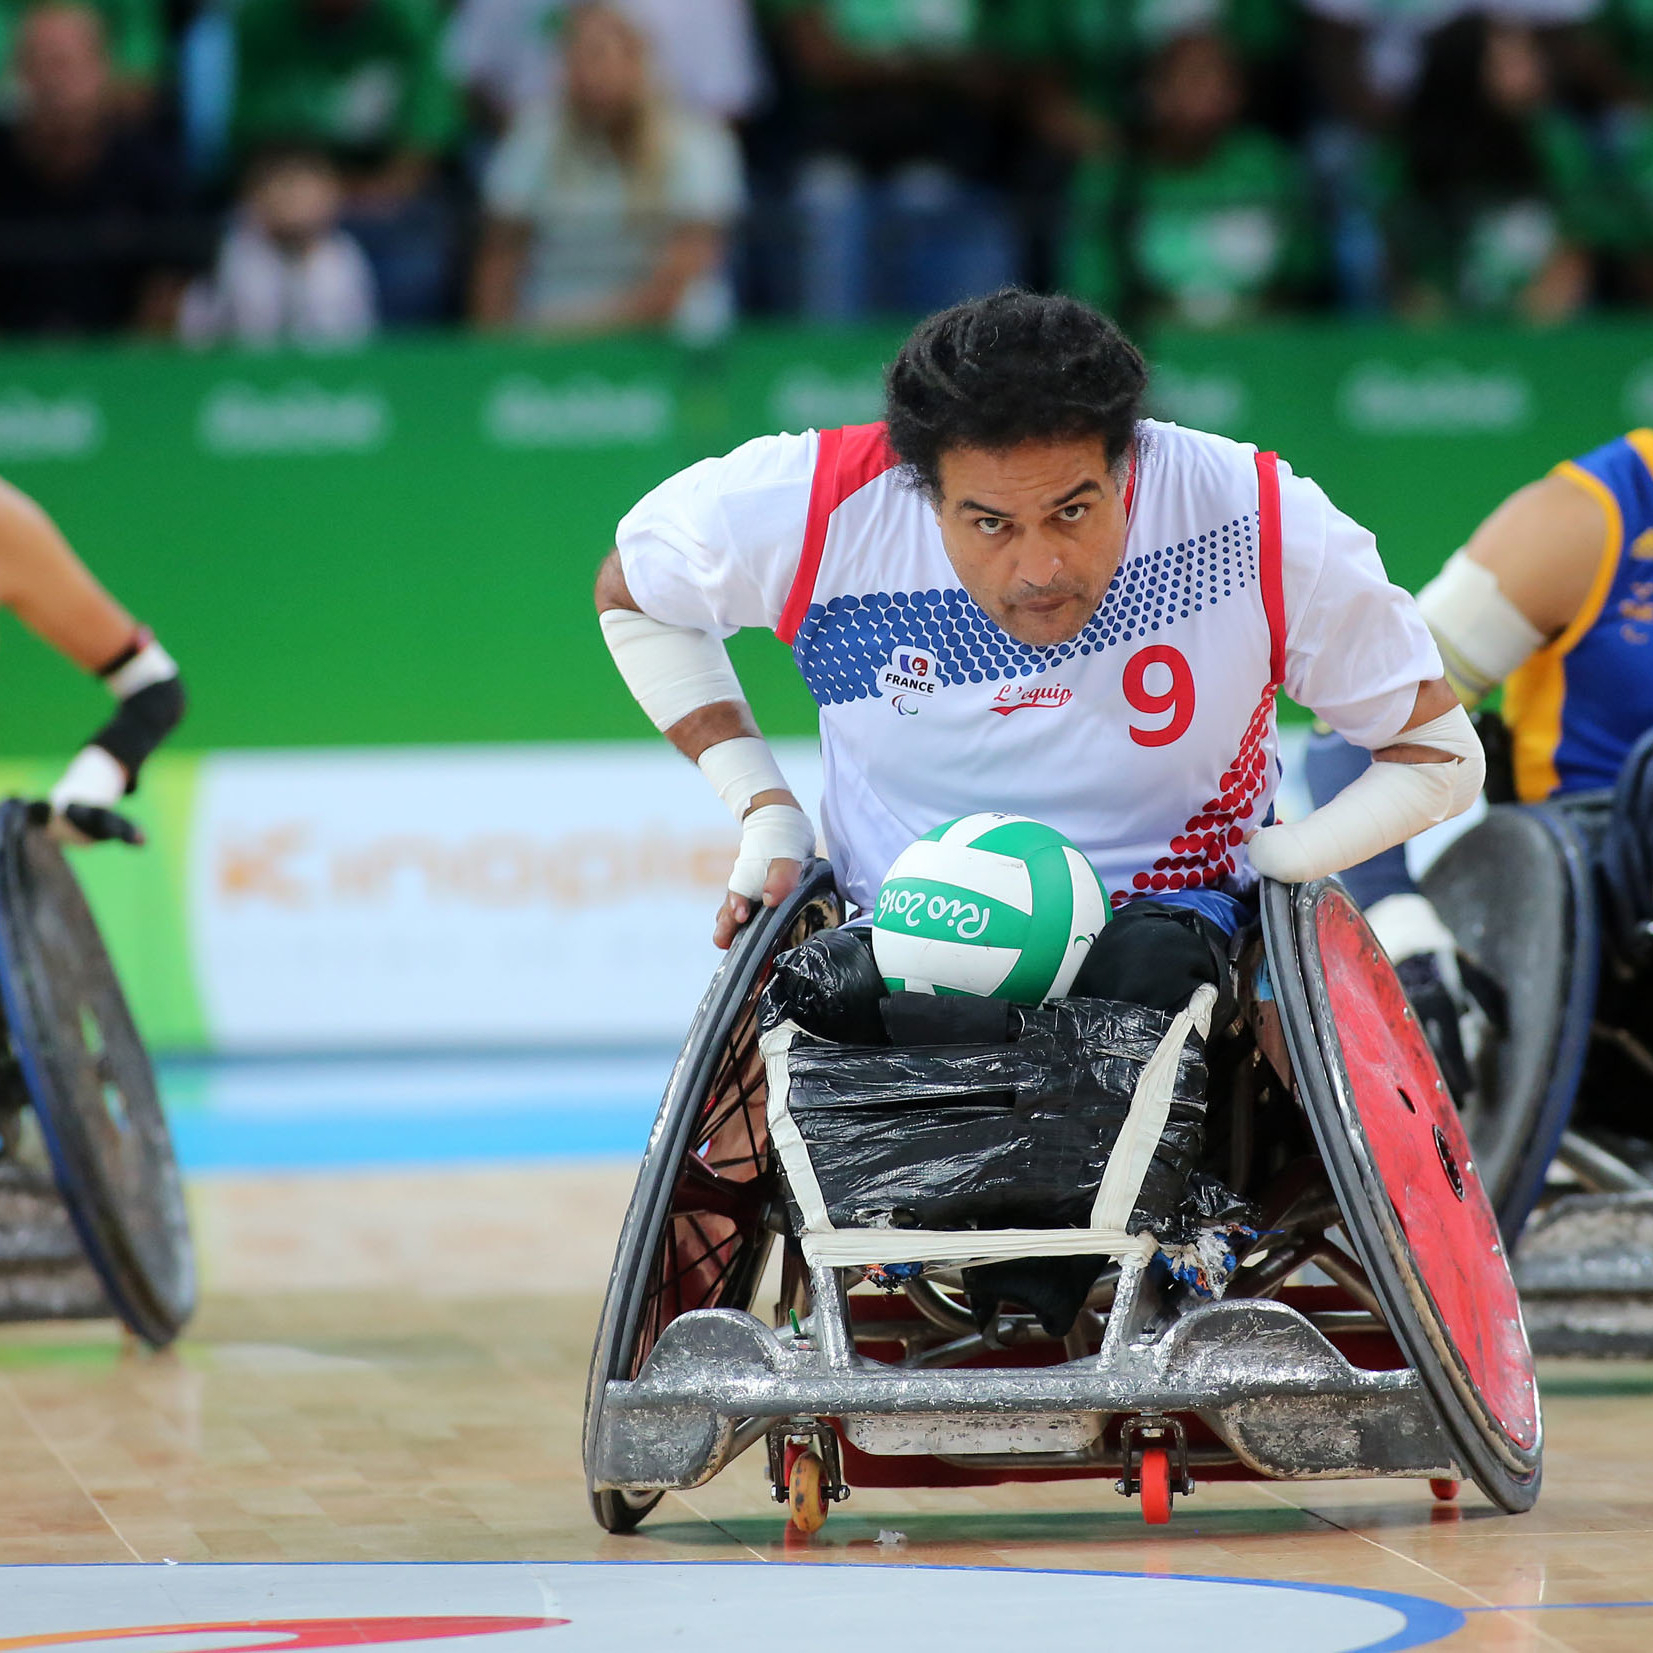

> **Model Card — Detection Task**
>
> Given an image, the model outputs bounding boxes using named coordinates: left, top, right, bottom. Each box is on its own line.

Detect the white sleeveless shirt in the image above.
left=617, top=418, right=1440, bottom=914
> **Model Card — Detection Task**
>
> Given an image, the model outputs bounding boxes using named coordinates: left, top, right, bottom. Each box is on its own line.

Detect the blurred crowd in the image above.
left=5, top=0, right=1653, bottom=344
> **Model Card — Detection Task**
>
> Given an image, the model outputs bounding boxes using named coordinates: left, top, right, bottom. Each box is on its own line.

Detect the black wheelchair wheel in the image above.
left=0, top=800, right=195, bottom=1347
left=1420, top=804, right=1597, bottom=1240
left=1263, top=878, right=1542, bottom=1513
left=583, top=861, right=842, bottom=1532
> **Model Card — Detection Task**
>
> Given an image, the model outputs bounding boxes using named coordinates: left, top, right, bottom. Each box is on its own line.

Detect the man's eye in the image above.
left=976, top=517, right=1008, bottom=536
left=1057, top=504, right=1088, bottom=522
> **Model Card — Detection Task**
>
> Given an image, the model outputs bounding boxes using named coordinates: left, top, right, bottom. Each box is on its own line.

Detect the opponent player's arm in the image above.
left=595, top=550, right=816, bottom=950
left=0, top=479, right=185, bottom=843
left=1416, top=471, right=1606, bottom=707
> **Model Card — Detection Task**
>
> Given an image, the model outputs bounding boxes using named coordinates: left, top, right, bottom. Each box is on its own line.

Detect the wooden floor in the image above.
left=3, top=1163, right=1652, bottom=1650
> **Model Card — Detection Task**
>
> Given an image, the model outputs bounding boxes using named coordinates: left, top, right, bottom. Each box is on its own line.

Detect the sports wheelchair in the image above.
left=1422, top=738, right=1653, bottom=1354
left=0, top=799, right=194, bottom=1347
left=584, top=860, right=1540, bottom=1531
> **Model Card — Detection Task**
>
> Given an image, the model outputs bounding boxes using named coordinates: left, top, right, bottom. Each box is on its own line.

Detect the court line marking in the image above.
left=1465, top=1601, right=1653, bottom=1612
left=0, top=1559, right=1467, bottom=1653
left=0, top=1378, right=140, bottom=1563
left=1247, top=1482, right=1573, bottom=1653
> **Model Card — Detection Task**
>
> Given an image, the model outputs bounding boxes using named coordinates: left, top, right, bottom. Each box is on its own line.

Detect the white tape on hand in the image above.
left=728, top=803, right=817, bottom=901
left=1248, top=701, right=1484, bottom=884
left=50, top=744, right=128, bottom=813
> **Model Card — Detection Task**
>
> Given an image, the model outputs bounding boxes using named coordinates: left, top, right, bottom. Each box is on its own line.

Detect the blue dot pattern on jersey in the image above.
left=792, top=514, right=1259, bottom=707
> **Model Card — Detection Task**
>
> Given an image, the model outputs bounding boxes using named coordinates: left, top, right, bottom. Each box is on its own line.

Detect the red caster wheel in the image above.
left=1430, top=1478, right=1460, bottom=1502
left=1140, top=1447, right=1173, bottom=1525
left=787, top=1448, right=829, bottom=1535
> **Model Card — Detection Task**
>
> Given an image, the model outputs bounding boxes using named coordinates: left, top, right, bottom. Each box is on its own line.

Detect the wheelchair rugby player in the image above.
left=586, top=291, right=1541, bottom=1530
left=1306, top=430, right=1653, bottom=1348
left=0, top=476, right=193, bottom=1347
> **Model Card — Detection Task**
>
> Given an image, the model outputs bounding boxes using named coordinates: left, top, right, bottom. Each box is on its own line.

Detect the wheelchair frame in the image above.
left=584, top=862, right=1540, bottom=1530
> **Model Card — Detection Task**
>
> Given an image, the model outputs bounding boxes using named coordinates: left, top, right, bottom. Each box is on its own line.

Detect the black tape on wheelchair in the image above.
left=0, top=799, right=194, bottom=1346
left=779, top=997, right=1208, bottom=1235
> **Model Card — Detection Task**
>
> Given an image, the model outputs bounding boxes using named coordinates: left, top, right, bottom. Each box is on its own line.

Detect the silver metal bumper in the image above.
left=592, top=1256, right=1459, bottom=1493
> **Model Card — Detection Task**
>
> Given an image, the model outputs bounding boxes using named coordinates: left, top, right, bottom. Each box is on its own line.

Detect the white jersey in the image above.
left=617, top=418, right=1440, bottom=914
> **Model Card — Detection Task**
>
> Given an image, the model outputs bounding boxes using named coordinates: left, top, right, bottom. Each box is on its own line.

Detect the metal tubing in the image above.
left=903, top=1276, right=976, bottom=1336
left=1557, top=1129, right=1653, bottom=1194
left=1309, top=1240, right=1386, bottom=1319
left=808, top=1262, right=857, bottom=1368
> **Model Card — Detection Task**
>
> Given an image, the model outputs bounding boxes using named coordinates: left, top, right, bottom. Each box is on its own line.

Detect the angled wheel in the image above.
left=0, top=801, right=194, bottom=1347
left=1421, top=804, right=1597, bottom=1238
left=583, top=860, right=841, bottom=1532
left=1262, top=878, right=1542, bottom=1513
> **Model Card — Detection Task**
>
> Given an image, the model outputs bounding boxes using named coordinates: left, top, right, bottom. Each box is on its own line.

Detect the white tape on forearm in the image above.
left=697, top=736, right=791, bottom=820
left=599, top=606, right=742, bottom=732
left=1247, top=702, right=1484, bottom=884
left=1417, top=552, right=1545, bottom=706
left=50, top=744, right=128, bottom=811
left=728, top=803, right=817, bottom=900
left=104, top=639, right=179, bottom=700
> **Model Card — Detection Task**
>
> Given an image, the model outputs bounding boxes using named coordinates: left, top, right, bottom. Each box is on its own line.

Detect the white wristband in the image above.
left=105, top=638, right=179, bottom=700
left=599, top=606, right=742, bottom=732
left=50, top=744, right=128, bottom=812
left=1248, top=701, right=1484, bottom=884
left=698, top=736, right=792, bottom=820
left=728, top=803, right=818, bottom=900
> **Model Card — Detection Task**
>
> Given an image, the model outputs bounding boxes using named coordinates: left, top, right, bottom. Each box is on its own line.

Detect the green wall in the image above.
left=0, top=321, right=1650, bottom=757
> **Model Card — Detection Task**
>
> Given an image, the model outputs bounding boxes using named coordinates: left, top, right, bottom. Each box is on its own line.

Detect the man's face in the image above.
left=933, top=438, right=1131, bottom=646
left=18, top=5, right=109, bottom=128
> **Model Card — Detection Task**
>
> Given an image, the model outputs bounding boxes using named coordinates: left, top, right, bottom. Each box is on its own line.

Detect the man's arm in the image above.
left=595, top=549, right=814, bottom=948
left=1423, top=471, right=1608, bottom=702
left=0, top=480, right=185, bottom=841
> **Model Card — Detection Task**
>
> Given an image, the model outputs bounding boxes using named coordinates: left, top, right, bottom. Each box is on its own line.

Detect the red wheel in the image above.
left=1140, top=1447, right=1173, bottom=1525
left=1430, top=1478, right=1460, bottom=1502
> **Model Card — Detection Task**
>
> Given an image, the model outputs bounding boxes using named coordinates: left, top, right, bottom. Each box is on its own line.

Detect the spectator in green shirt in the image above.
left=230, top=0, right=461, bottom=322
left=767, top=0, right=1020, bottom=317
left=1394, top=15, right=1604, bottom=321
left=1064, top=29, right=1318, bottom=326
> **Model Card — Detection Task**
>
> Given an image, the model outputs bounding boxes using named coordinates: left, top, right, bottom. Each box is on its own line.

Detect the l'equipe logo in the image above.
left=990, top=684, right=1072, bottom=715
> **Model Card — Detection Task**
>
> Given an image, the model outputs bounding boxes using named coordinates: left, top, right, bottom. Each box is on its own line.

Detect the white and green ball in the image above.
left=871, top=814, right=1110, bottom=1003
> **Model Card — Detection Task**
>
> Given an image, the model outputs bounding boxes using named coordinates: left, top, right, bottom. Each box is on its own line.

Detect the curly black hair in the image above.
left=884, top=290, right=1149, bottom=496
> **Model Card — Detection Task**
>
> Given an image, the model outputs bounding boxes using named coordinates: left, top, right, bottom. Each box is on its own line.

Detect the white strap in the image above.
left=1091, top=984, right=1217, bottom=1232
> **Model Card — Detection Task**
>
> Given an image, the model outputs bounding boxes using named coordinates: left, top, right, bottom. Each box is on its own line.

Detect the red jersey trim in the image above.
left=1255, top=450, right=1286, bottom=685
left=776, top=422, right=900, bottom=645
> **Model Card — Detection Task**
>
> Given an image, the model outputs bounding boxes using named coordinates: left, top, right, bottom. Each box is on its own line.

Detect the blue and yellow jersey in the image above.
left=1505, top=430, right=1653, bottom=801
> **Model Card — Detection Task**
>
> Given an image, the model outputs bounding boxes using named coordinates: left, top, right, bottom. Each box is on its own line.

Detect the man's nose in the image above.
left=1013, top=536, right=1063, bottom=590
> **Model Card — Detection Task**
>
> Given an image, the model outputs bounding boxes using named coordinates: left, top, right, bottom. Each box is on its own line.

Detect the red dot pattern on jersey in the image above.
left=1110, top=683, right=1279, bottom=910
